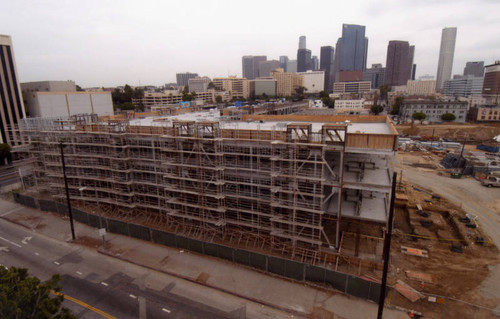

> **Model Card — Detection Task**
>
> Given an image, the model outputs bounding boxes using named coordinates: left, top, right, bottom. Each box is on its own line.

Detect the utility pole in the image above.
left=60, top=142, right=76, bottom=240
left=377, top=172, right=397, bottom=319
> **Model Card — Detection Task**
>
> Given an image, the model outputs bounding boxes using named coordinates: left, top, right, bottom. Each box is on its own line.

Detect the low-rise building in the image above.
left=250, top=78, right=277, bottom=97
left=297, top=70, right=325, bottom=93
left=188, top=76, right=211, bottom=93
left=212, top=77, right=250, bottom=99
left=334, top=99, right=365, bottom=109
left=270, top=68, right=303, bottom=97
left=132, top=91, right=230, bottom=109
left=443, top=76, right=483, bottom=97
left=468, top=105, right=500, bottom=122
left=333, top=81, right=371, bottom=94
left=400, top=99, right=468, bottom=123
left=406, top=80, right=436, bottom=96
left=23, top=91, right=113, bottom=117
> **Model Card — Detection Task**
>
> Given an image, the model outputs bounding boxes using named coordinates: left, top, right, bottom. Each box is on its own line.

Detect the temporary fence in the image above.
left=12, top=193, right=500, bottom=317
left=12, top=193, right=380, bottom=303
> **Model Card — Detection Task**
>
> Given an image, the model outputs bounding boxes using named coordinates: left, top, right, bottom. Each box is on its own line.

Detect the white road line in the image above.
left=53, top=261, right=60, bottom=265
left=162, top=308, right=171, bottom=313
left=101, top=282, right=109, bottom=286
left=35, top=252, right=39, bottom=256
left=0, top=236, right=22, bottom=248
left=129, top=294, right=137, bottom=299
left=21, top=236, right=32, bottom=244
left=76, top=271, right=83, bottom=275
left=0, top=207, right=23, bottom=217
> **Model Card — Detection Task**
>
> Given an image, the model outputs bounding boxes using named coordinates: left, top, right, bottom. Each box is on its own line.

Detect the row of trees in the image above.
left=412, top=112, right=456, bottom=121
left=112, top=85, right=145, bottom=111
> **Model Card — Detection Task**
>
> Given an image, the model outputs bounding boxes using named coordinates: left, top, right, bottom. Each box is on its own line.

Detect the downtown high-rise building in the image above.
left=311, top=56, right=319, bottom=70
left=258, top=60, right=281, bottom=77
left=320, top=46, right=335, bottom=92
left=242, top=55, right=267, bottom=80
left=176, top=72, right=198, bottom=87
left=384, top=41, right=415, bottom=86
left=435, top=27, right=457, bottom=92
left=297, top=36, right=312, bottom=72
left=334, top=24, right=368, bottom=82
left=279, top=56, right=289, bottom=72
left=463, top=61, right=485, bottom=77
left=0, top=34, right=25, bottom=146
left=363, top=63, right=386, bottom=89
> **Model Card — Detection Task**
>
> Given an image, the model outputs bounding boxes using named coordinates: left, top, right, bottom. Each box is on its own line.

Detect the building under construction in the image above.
left=11, top=112, right=398, bottom=265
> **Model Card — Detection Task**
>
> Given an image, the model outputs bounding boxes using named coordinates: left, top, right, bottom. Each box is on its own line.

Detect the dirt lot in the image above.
left=384, top=151, right=500, bottom=318
left=396, top=122, right=500, bottom=142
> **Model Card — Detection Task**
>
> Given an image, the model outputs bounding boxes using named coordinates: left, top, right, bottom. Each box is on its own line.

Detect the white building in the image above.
left=188, top=76, right=211, bottom=93
left=24, top=92, right=113, bottom=118
left=436, top=27, right=457, bottom=91
left=335, top=99, right=365, bottom=109
left=297, top=70, right=325, bottom=93
left=400, top=99, right=468, bottom=123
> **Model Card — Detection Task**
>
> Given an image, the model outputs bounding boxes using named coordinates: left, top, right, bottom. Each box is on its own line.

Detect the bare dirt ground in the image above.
left=396, top=122, right=500, bottom=142
left=388, top=151, right=500, bottom=317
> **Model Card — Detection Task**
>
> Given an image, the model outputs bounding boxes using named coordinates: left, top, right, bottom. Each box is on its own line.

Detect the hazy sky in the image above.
left=1, top=0, right=499, bottom=87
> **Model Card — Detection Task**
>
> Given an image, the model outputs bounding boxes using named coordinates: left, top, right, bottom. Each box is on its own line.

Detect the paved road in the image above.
left=0, top=219, right=288, bottom=319
left=396, top=160, right=500, bottom=248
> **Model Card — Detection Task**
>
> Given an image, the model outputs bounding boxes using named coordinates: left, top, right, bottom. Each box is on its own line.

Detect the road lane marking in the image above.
left=129, top=294, right=137, bottom=299
left=162, top=308, right=171, bottom=313
left=76, top=271, right=83, bottom=275
left=0, top=246, right=9, bottom=252
left=51, top=290, right=116, bottom=319
left=35, top=252, right=39, bottom=256
left=0, top=236, right=22, bottom=248
left=0, top=207, right=23, bottom=217
left=101, top=282, right=109, bottom=286
left=22, top=236, right=32, bottom=244
left=53, top=261, right=61, bottom=265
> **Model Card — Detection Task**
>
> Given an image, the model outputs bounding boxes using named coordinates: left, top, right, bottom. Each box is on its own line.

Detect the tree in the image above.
left=412, top=112, right=427, bottom=120
left=441, top=113, right=456, bottom=122
left=118, top=102, right=136, bottom=110
left=215, top=95, right=223, bottom=103
left=75, top=85, right=84, bottom=92
left=0, top=267, right=77, bottom=318
left=294, top=86, right=307, bottom=101
left=379, top=85, right=391, bottom=101
left=371, top=104, right=384, bottom=115
left=319, top=90, right=329, bottom=99
left=321, top=96, right=335, bottom=108
left=207, top=82, right=215, bottom=90
left=391, top=96, right=404, bottom=115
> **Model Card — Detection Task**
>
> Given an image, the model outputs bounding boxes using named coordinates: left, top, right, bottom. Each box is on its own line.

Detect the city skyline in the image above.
left=1, top=0, right=499, bottom=87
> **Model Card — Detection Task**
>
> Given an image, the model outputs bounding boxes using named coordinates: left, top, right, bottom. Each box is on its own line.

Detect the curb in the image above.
left=97, top=249, right=309, bottom=318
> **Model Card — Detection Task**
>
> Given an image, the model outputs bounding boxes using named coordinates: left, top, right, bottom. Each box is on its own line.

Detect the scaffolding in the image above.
left=10, top=113, right=398, bottom=266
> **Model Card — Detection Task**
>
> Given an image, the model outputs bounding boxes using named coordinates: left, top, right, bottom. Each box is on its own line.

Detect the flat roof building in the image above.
left=213, top=77, right=250, bottom=99
left=406, top=80, right=436, bottom=96
left=297, top=70, right=325, bottom=94
left=483, top=61, right=500, bottom=98
left=333, top=81, right=371, bottom=94
left=400, top=99, right=468, bottom=123
left=270, top=68, right=303, bottom=96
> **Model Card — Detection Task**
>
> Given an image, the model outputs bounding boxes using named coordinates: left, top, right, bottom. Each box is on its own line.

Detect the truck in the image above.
left=481, top=176, right=500, bottom=188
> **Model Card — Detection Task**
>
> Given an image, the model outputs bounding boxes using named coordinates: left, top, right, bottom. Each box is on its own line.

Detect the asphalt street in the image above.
left=0, top=218, right=280, bottom=319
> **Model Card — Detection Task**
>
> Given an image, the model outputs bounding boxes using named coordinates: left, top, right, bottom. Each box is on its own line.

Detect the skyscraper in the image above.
left=483, top=61, right=500, bottom=97
left=464, top=61, right=485, bottom=77
left=311, top=56, right=319, bottom=70
left=258, top=60, right=281, bottom=77
left=297, top=36, right=312, bottom=72
left=176, top=72, right=198, bottom=87
left=436, top=27, right=457, bottom=92
left=385, top=41, right=414, bottom=86
left=363, top=63, right=386, bottom=89
left=242, top=55, right=267, bottom=80
left=0, top=34, right=25, bottom=146
left=320, top=46, right=335, bottom=92
left=299, top=36, right=306, bottom=50
left=334, top=24, right=368, bottom=83
left=279, top=56, right=289, bottom=72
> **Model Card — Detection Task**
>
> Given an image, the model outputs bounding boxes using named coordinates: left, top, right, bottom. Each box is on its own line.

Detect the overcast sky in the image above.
left=1, top=0, right=499, bottom=88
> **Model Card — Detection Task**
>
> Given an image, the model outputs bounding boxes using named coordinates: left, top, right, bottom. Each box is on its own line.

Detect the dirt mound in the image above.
left=397, top=123, right=500, bottom=142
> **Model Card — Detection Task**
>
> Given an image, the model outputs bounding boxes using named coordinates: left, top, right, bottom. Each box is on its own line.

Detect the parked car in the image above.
left=481, top=176, right=500, bottom=188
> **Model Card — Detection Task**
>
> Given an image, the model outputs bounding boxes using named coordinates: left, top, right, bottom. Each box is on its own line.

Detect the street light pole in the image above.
left=60, top=142, right=76, bottom=240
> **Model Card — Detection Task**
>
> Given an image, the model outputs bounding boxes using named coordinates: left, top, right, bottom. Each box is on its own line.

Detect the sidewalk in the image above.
left=0, top=198, right=408, bottom=319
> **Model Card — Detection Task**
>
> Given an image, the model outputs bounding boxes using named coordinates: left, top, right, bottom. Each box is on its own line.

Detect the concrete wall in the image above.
left=27, top=92, right=113, bottom=117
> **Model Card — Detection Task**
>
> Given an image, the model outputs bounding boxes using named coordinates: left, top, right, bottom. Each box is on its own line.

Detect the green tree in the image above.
left=371, top=104, right=384, bottom=115
left=133, top=87, right=144, bottom=99
left=391, top=96, right=404, bottom=115
left=294, top=86, right=307, bottom=101
left=412, top=112, right=427, bottom=120
left=0, top=267, right=77, bottom=318
left=379, top=85, right=391, bottom=100
left=319, top=90, right=329, bottom=99
left=441, top=113, right=456, bottom=121
left=75, top=85, right=84, bottom=92
left=118, top=102, right=136, bottom=110
left=207, top=82, right=215, bottom=90
left=321, top=96, right=335, bottom=108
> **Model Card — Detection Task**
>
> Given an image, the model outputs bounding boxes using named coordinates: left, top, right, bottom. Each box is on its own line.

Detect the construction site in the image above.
left=6, top=109, right=500, bottom=317
left=10, top=111, right=398, bottom=268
